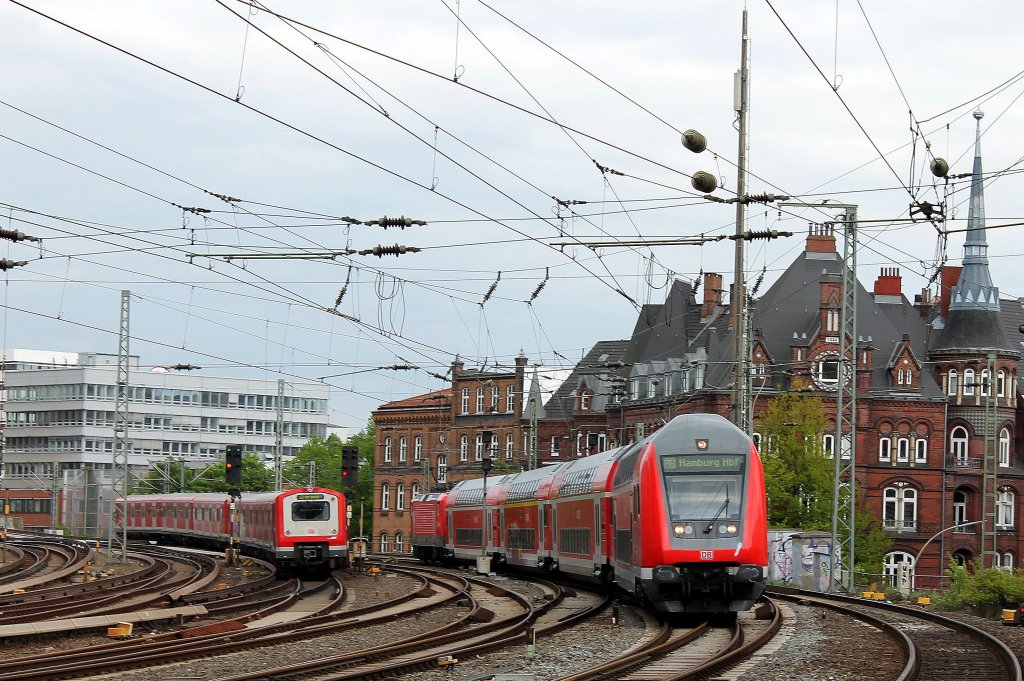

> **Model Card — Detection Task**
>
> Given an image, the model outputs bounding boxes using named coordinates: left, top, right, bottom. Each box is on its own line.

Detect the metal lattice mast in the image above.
left=730, top=8, right=750, bottom=430
left=831, top=208, right=858, bottom=592
left=274, top=378, right=284, bottom=490
left=983, top=353, right=999, bottom=567
left=108, top=290, right=130, bottom=561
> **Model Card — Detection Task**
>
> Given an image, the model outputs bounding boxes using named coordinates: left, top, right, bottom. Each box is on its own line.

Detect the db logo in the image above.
left=700, top=550, right=714, bottom=560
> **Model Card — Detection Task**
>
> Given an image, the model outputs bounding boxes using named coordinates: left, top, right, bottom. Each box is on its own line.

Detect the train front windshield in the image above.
left=292, top=501, right=331, bottom=521
left=664, top=476, right=741, bottom=521
left=661, top=453, right=744, bottom=521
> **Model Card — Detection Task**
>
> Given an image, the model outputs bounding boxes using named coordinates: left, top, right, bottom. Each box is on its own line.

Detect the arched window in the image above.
left=395, top=532, right=404, bottom=554
left=950, top=426, right=969, bottom=463
left=948, top=369, right=959, bottom=396
left=411, top=482, right=420, bottom=500
left=1002, top=552, right=1014, bottom=572
left=752, top=432, right=762, bottom=452
left=475, top=434, right=483, bottom=461
left=981, top=369, right=992, bottom=396
left=437, top=455, right=447, bottom=483
left=414, top=436, right=423, bottom=461
left=505, top=433, right=514, bottom=460
left=897, top=368, right=905, bottom=385
left=399, top=436, right=408, bottom=462
left=396, top=483, right=405, bottom=511
left=580, top=389, right=591, bottom=411
left=915, top=437, right=928, bottom=463
left=951, top=550, right=970, bottom=567
left=883, top=551, right=915, bottom=586
left=1000, top=428, right=1011, bottom=467
left=997, top=489, right=1015, bottom=528
left=381, top=483, right=390, bottom=511
left=383, top=437, right=393, bottom=463
left=380, top=532, right=389, bottom=553
left=953, top=489, right=968, bottom=531
left=460, top=435, right=469, bottom=462
left=883, top=486, right=916, bottom=531
left=964, top=369, right=976, bottom=396
left=878, top=436, right=892, bottom=462
left=998, top=370, right=1007, bottom=398
left=506, top=385, right=515, bottom=413
left=897, top=438, right=910, bottom=463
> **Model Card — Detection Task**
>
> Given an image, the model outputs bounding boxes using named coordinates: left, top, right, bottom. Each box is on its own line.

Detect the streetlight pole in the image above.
left=911, top=520, right=982, bottom=591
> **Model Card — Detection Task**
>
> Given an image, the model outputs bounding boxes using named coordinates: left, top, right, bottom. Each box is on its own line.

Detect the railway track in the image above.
left=767, top=586, right=1023, bottom=681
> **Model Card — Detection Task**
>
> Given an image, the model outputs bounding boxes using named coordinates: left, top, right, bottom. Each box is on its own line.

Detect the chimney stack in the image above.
left=806, top=223, right=837, bottom=253
left=701, top=272, right=723, bottom=319
left=873, top=267, right=902, bottom=297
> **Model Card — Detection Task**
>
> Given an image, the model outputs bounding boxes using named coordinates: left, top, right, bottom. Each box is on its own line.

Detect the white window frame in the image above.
left=950, top=426, right=969, bottom=462
left=399, top=436, right=407, bottom=462
left=460, top=435, right=469, bottom=462
left=396, top=482, right=405, bottom=511
left=395, top=532, right=405, bottom=554
left=476, top=387, right=485, bottom=413
left=981, top=369, right=992, bottom=396
left=411, top=482, right=420, bottom=499
left=506, top=385, right=515, bottom=413
left=437, top=455, right=447, bottom=483
left=380, top=532, right=389, bottom=553
left=381, top=483, right=390, bottom=511
left=414, top=436, right=423, bottom=461
left=1000, top=427, right=1011, bottom=467
left=1002, top=552, right=1014, bottom=572
left=822, top=434, right=835, bottom=459
left=383, top=437, right=393, bottom=463
left=915, top=438, right=927, bottom=463
left=997, top=489, right=1015, bottom=528
left=461, top=388, right=469, bottom=414
left=505, top=434, right=514, bottom=460
left=475, top=434, right=483, bottom=461
left=897, top=368, right=905, bottom=385
left=580, top=391, right=591, bottom=411
left=878, top=436, right=892, bottom=462
left=550, top=436, right=559, bottom=456
left=964, top=369, right=975, bottom=396
left=998, top=370, right=1007, bottom=398
left=752, top=432, right=762, bottom=452
left=817, top=358, right=839, bottom=386
left=896, top=437, right=910, bottom=463
left=491, top=385, right=500, bottom=412
left=883, top=551, right=915, bottom=583
left=948, top=369, right=958, bottom=396
left=883, top=486, right=916, bottom=531
left=953, top=489, right=968, bottom=531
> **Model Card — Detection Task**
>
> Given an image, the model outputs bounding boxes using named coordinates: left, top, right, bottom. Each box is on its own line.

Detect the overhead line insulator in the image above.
left=0, top=229, right=40, bottom=243
left=363, top=216, right=427, bottom=229
left=0, top=259, right=28, bottom=271
left=358, top=244, right=421, bottom=257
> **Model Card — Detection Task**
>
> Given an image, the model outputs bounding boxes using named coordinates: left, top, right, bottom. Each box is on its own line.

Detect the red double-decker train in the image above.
left=119, top=488, right=348, bottom=571
left=412, top=413, right=767, bottom=614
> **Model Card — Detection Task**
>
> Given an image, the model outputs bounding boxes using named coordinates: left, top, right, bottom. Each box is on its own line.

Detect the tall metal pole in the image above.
left=274, top=379, right=284, bottom=490
left=730, top=9, right=750, bottom=428
left=831, top=208, right=858, bottom=592
left=983, top=353, right=998, bottom=567
left=108, top=290, right=130, bottom=561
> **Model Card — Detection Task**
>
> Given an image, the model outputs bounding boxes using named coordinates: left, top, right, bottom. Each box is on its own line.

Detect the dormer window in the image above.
left=826, top=309, right=839, bottom=332
left=580, top=390, right=591, bottom=411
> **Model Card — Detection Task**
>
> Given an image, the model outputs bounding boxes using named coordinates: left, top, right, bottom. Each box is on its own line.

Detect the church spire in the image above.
left=949, top=109, right=999, bottom=312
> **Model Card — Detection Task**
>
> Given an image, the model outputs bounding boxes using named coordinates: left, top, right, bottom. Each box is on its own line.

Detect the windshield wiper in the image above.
left=702, top=490, right=730, bottom=534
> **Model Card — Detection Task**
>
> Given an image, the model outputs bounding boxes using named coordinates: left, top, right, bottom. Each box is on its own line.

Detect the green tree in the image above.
left=132, top=452, right=273, bottom=494
left=759, top=393, right=833, bottom=530
left=851, top=495, right=892, bottom=579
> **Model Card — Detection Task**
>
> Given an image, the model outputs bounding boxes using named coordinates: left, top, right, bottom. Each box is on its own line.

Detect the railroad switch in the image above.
left=437, top=655, right=458, bottom=667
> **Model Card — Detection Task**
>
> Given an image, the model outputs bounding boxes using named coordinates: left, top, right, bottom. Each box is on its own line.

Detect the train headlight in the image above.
left=673, top=524, right=685, bottom=537
left=725, top=524, right=738, bottom=534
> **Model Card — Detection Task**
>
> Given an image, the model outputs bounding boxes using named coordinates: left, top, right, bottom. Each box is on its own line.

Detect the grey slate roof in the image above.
left=542, top=340, right=629, bottom=421
left=742, top=252, right=944, bottom=397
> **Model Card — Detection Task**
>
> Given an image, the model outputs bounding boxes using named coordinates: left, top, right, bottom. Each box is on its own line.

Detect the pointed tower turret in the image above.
left=931, top=110, right=1016, bottom=355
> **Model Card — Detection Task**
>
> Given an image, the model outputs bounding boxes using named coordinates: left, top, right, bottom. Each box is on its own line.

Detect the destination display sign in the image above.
left=662, top=454, right=743, bottom=472
left=296, top=493, right=325, bottom=500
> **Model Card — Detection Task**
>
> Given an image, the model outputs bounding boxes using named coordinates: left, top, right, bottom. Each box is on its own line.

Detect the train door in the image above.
left=632, top=483, right=641, bottom=567
left=541, top=502, right=551, bottom=553
left=494, top=509, right=503, bottom=553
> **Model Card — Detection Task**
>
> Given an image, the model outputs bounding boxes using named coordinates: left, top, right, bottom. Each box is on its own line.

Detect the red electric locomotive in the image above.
left=412, top=413, right=767, bottom=614
left=120, top=488, right=348, bottom=570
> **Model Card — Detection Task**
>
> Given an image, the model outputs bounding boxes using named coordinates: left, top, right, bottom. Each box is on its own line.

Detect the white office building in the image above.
left=1, top=349, right=330, bottom=485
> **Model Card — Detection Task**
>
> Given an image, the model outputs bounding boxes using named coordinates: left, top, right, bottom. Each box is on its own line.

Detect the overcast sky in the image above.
left=2, top=1, right=1023, bottom=430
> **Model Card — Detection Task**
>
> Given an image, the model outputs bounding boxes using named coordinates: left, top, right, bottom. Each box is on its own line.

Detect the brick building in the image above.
left=372, top=113, right=1024, bottom=584
left=370, top=356, right=528, bottom=553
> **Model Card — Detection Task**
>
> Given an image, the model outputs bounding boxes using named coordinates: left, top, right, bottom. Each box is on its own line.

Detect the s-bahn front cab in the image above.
left=637, top=414, right=768, bottom=613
